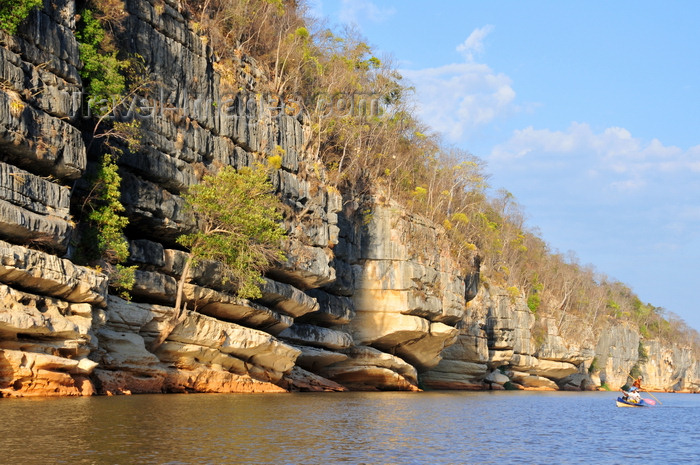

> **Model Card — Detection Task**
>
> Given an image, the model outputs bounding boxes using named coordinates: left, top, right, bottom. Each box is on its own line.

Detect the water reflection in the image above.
left=1, top=391, right=698, bottom=464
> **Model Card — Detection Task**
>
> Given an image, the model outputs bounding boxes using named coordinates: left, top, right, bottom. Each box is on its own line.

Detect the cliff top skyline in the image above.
left=314, top=0, right=700, bottom=332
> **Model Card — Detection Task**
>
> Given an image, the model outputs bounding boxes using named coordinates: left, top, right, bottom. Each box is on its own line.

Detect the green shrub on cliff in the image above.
left=177, top=164, right=287, bottom=301
left=74, top=1, right=139, bottom=298
left=75, top=152, right=136, bottom=299
left=506, top=286, right=520, bottom=303
left=150, top=164, right=286, bottom=350
left=84, top=152, right=129, bottom=263
left=0, top=0, right=42, bottom=35
left=527, top=293, right=541, bottom=313
left=75, top=7, right=127, bottom=113
left=75, top=2, right=148, bottom=123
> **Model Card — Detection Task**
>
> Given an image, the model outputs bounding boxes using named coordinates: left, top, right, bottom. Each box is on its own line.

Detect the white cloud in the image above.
left=456, top=25, right=494, bottom=61
left=492, top=123, right=669, bottom=162
left=339, top=0, right=396, bottom=25
left=490, top=123, right=590, bottom=158
left=401, top=27, right=516, bottom=141
left=490, top=122, right=695, bottom=193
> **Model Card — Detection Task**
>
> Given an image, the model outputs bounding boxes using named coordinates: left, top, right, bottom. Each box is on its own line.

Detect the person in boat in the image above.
left=632, top=376, right=643, bottom=391
left=620, top=387, right=642, bottom=403
left=627, top=388, right=641, bottom=403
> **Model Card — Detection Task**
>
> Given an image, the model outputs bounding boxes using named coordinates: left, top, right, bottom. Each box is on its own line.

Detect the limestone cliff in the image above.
left=0, top=0, right=698, bottom=396
left=422, top=285, right=700, bottom=393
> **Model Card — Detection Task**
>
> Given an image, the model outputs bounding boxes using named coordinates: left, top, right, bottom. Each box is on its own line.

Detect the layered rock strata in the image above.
left=422, top=284, right=700, bottom=392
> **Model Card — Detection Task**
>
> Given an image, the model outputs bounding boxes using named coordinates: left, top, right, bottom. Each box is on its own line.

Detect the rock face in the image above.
left=642, top=341, right=700, bottom=393
left=349, top=201, right=465, bottom=372
left=421, top=284, right=699, bottom=392
left=91, top=296, right=295, bottom=394
left=0, top=0, right=698, bottom=396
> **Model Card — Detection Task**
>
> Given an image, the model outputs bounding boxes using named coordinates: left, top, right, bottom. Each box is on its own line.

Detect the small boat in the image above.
left=616, top=396, right=651, bottom=408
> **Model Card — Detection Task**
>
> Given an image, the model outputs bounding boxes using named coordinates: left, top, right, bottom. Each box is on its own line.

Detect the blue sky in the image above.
left=310, top=1, right=700, bottom=333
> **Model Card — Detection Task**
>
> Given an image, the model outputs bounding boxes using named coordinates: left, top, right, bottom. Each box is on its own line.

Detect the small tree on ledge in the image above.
left=150, top=164, right=286, bottom=350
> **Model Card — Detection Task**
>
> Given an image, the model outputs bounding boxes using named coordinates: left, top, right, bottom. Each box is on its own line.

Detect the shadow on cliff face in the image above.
left=465, top=257, right=481, bottom=302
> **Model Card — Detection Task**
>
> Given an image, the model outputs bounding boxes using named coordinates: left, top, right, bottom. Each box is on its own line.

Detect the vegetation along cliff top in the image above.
left=171, top=0, right=699, bottom=350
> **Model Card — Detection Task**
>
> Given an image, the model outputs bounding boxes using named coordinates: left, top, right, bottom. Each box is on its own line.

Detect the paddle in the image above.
left=643, top=389, right=662, bottom=405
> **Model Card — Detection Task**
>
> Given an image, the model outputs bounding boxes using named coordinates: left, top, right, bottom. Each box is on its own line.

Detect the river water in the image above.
left=1, top=391, right=699, bottom=464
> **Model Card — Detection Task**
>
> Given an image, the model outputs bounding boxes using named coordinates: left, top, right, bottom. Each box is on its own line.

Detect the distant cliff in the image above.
left=0, top=0, right=698, bottom=397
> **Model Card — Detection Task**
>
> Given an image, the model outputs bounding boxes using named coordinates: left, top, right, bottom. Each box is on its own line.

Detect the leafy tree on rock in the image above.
left=151, top=164, right=286, bottom=349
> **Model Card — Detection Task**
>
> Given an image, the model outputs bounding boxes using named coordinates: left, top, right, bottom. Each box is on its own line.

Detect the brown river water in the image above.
left=1, top=391, right=698, bottom=464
